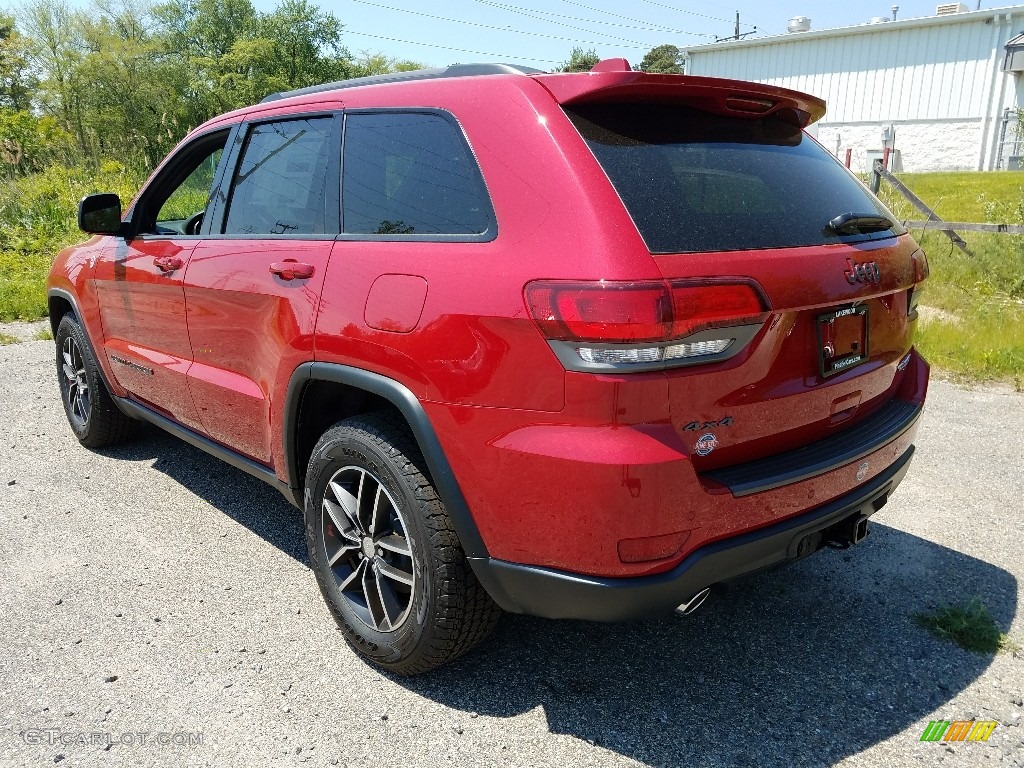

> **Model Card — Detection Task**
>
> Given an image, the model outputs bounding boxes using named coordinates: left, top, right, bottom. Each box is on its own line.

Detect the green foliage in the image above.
left=913, top=598, right=1013, bottom=654
left=353, top=51, right=422, bottom=77
left=0, top=14, right=36, bottom=110
left=15, top=0, right=418, bottom=169
left=154, top=0, right=356, bottom=119
left=0, top=159, right=146, bottom=321
left=34, top=326, right=53, bottom=340
left=0, top=109, right=72, bottom=175
left=0, top=330, right=18, bottom=345
left=638, top=44, right=683, bottom=74
left=878, top=170, right=1024, bottom=222
left=557, top=47, right=600, bottom=73
left=876, top=171, right=1024, bottom=384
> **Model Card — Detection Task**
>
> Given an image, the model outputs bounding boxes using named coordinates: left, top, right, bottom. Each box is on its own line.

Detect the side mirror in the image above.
left=78, top=193, right=123, bottom=235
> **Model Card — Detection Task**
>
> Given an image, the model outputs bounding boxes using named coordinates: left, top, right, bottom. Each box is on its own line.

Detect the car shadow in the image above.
left=411, top=527, right=1017, bottom=767
left=101, top=428, right=1017, bottom=767
left=100, top=426, right=310, bottom=564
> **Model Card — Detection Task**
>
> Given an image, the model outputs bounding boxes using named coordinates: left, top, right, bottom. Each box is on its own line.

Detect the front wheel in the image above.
left=55, top=314, right=138, bottom=448
left=304, top=412, right=500, bottom=675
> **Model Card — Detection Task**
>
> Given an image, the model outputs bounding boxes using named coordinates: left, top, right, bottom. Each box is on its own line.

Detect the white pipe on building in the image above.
left=976, top=13, right=1008, bottom=170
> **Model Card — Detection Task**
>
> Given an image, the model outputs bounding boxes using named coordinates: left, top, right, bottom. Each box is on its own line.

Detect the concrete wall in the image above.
left=816, top=120, right=983, bottom=172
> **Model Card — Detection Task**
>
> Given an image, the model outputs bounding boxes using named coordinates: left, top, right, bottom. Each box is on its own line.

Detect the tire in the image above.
left=304, top=412, right=501, bottom=675
left=55, top=314, right=138, bottom=448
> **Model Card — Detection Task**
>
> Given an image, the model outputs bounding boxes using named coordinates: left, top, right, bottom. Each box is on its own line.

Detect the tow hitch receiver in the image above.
left=825, top=513, right=871, bottom=549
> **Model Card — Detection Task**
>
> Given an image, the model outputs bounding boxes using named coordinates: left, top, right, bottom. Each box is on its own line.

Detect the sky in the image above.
left=245, top=0, right=999, bottom=69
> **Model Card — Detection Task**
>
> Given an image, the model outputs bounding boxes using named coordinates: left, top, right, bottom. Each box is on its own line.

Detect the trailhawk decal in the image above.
left=110, top=355, right=154, bottom=376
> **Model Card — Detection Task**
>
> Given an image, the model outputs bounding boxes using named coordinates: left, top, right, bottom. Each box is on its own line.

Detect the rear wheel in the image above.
left=55, top=314, right=138, bottom=448
left=304, top=412, right=501, bottom=675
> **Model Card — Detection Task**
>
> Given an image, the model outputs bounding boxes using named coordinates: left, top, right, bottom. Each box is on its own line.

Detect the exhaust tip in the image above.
left=674, top=587, right=711, bottom=616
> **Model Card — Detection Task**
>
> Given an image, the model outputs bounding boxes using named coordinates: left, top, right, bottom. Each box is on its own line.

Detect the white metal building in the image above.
left=682, top=5, right=1024, bottom=172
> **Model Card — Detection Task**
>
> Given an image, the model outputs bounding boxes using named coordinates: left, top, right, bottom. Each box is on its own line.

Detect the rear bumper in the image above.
left=469, top=445, right=915, bottom=621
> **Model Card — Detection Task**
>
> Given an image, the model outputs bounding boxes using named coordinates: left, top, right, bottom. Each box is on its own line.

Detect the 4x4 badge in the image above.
left=695, top=433, right=718, bottom=457
left=683, top=417, right=733, bottom=431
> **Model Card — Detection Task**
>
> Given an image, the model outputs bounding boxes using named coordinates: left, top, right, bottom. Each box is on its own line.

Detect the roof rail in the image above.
left=260, top=63, right=545, bottom=103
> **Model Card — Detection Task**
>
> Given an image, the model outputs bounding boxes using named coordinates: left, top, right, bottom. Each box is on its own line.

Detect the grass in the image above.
left=877, top=173, right=1024, bottom=386
left=33, top=327, right=53, bottom=341
left=0, top=331, right=17, bottom=345
left=0, top=160, right=146, bottom=322
left=913, top=597, right=1016, bottom=654
left=880, top=170, right=1024, bottom=223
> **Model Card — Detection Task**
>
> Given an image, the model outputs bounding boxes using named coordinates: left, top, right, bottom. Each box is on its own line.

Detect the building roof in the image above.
left=683, top=4, right=1024, bottom=55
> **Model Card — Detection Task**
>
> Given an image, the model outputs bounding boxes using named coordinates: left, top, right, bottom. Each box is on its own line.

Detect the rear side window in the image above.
left=567, top=104, right=904, bottom=254
left=223, top=117, right=334, bottom=235
left=342, top=112, right=493, bottom=237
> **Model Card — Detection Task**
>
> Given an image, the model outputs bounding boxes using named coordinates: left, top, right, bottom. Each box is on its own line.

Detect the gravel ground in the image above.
left=0, top=320, right=49, bottom=344
left=1, top=337, right=1022, bottom=768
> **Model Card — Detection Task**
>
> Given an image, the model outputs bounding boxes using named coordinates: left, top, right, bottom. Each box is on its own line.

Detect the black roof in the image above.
left=260, top=63, right=544, bottom=103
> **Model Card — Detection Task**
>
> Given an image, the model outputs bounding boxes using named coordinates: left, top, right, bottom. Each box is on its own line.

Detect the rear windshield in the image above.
left=567, top=103, right=904, bottom=254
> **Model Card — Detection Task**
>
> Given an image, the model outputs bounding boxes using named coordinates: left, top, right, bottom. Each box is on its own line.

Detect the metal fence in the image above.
left=995, top=107, right=1023, bottom=170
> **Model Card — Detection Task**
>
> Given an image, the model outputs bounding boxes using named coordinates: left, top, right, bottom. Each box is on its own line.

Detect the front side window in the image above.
left=223, top=117, right=334, bottom=235
left=156, top=148, right=223, bottom=233
left=342, top=112, right=493, bottom=236
left=137, top=130, right=228, bottom=236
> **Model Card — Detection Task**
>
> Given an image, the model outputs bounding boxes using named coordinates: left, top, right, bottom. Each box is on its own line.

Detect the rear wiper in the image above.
left=825, top=212, right=895, bottom=235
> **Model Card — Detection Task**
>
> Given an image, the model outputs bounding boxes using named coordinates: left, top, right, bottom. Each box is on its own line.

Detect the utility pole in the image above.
left=714, top=12, right=758, bottom=42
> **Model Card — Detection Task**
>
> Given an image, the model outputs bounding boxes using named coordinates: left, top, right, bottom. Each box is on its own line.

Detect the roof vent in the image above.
left=935, top=3, right=969, bottom=14
left=787, top=16, right=811, bottom=33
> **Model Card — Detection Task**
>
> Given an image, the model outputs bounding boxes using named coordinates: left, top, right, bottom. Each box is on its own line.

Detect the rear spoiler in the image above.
left=531, top=59, right=826, bottom=128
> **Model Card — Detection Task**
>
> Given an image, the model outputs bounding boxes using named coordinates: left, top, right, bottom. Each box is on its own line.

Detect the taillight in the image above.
left=525, top=279, right=769, bottom=372
left=909, top=249, right=929, bottom=317
left=525, top=281, right=672, bottom=343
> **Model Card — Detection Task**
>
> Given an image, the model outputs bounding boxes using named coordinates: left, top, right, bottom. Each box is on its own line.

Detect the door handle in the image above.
left=270, top=261, right=315, bottom=280
left=153, top=256, right=183, bottom=272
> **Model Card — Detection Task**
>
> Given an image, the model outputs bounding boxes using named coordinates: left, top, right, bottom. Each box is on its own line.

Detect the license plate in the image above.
left=817, top=305, right=868, bottom=378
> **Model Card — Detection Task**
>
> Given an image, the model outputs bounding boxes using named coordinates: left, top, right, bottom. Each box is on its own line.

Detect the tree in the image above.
left=12, top=0, right=433, bottom=170
left=257, top=0, right=352, bottom=90
left=557, top=47, right=599, bottom=73
left=639, top=44, right=684, bottom=74
left=353, top=51, right=423, bottom=77
left=69, top=0, right=191, bottom=165
left=155, top=0, right=356, bottom=113
left=0, top=15, right=36, bottom=111
left=19, top=0, right=87, bottom=149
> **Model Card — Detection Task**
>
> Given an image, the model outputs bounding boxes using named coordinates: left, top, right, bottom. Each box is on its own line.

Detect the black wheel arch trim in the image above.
left=284, top=362, right=489, bottom=559
left=47, top=288, right=120, bottom=401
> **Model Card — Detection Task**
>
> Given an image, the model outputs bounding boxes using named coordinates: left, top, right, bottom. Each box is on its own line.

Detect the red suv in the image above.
left=47, top=60, right=929, bottom=674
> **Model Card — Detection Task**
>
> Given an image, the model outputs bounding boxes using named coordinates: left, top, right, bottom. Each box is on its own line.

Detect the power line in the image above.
left=350, top=0, right=653, bottom=48
left=471, top=0, right=710, bottom=43
left=343, top=30, right=563, bottom=65
left=636, top=0, right=756, bottom=29
left=485, top=0, right=701, bottom=35
left=557, top=0, right=713, bottom=35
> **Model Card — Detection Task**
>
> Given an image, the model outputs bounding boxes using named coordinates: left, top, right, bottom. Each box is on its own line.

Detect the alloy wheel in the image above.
left=321, top=466, right=416, bottom=631
left=61, top=336, right=90, bottom=428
